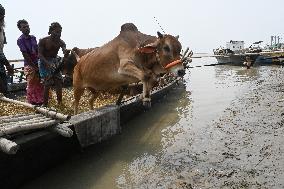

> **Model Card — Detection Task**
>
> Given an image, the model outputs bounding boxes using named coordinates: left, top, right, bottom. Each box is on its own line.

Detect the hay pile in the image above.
left=0, top=74, right=176, bottom=117
left=0, top=88, right=121, bottom=117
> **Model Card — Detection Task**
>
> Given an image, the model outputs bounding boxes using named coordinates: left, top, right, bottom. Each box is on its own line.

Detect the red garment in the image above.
left=24, top=66, right=44, bottom=104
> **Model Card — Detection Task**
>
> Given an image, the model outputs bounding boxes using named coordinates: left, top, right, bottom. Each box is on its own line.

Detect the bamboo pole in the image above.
left=0, top=94, right=70, bottom=121
left=0, top=114, right=26, bottom=120
left=0, top=117, right=52, bottom=128
left=0, top=114, right=43, bottom=124
left=0, top=120, right=58, bottom=137
left=181, top=47, right=193, bottom=69
left=50, top=125, right=73, bottom=137
left=0, top=137, right=19, bottom=154
left=181, top=47, right=189, bottom=60
left=0, top=117, right=55, bottom=129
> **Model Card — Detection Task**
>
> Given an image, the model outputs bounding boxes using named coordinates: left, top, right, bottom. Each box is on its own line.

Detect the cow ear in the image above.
left=138, top=43, right=157, bottom=54
left=157, top=31, right=163, bottom=39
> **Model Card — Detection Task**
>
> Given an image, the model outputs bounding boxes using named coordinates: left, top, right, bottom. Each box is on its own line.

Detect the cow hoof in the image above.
left=142, top=98, right=151, bottom=109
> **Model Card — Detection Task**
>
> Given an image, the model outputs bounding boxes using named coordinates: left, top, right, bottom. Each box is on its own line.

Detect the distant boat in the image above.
left=255, top=50, right=284, bottom=65
left=254, top=37, right=284, bottom=64
left=213, top=40, right=259, bottom=65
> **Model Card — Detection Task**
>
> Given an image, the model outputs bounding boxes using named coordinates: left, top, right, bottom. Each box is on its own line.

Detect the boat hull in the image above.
left=215, top=55, right=244, bottom=65
left=215, top=54, right=259, bottom=66
left=255, top=51, right=284, bottom=65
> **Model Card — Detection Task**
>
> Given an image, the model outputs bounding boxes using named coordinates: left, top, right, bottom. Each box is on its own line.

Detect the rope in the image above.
left=153, top=17, right=166, bottom=34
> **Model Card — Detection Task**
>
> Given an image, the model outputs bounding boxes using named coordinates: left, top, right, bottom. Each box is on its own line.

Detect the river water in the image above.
left=20, top=57, right=260, bottom=189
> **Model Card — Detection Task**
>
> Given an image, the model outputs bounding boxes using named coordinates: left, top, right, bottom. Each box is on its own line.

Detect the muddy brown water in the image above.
left=20, top=57, right=284, bottom=189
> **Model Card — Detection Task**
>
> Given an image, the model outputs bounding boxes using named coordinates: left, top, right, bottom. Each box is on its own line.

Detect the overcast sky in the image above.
left=2, top=0, right=284, bottom=59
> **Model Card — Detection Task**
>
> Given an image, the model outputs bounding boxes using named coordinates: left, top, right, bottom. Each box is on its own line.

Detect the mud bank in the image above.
left=197, top=67, right=284, bottom=189
left=119, top=66, right=284, bottom=189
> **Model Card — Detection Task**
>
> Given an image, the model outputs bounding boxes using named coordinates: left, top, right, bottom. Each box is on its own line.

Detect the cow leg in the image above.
left=87, top=88, right=99, bottom=110
left=142, top=74, right=158, bottom=108
left=141, top=80, right=151, bottom=107
left=73, top=87, right=85, bottom=114
left=118, top=60, right=152, bottom=108
left=116, top=85, right=128, bottom=105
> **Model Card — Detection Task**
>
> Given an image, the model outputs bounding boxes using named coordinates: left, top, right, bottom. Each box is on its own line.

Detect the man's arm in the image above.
left=60, top=40, right=70, bottom=55
left=0, top=52, right=13, bottom=75
left=21, top=52, right=34, bottom=66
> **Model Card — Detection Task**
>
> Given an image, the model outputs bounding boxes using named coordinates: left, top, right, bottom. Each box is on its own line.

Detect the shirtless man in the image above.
left=38, top=22, right=69, bottom=106
left=243, top=56, right=254, bottom=69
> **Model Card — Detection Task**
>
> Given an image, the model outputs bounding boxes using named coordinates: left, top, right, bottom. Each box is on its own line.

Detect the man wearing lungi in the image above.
left=17, top=19, right=44, bottom=105
left=38, top=22, right=69, bottom=107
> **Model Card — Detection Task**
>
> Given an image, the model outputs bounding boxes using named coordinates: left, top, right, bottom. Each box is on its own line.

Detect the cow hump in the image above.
left=120, top=23, right=138, bottom=32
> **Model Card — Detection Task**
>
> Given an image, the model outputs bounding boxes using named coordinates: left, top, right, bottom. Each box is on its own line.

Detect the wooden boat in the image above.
left=213, top=40, right=284, bottom=66
left=0, top=60, right=184, bottom=188
left=213, top=41, right=257, bottom=65
left=255, top=50, right=284, bottom=65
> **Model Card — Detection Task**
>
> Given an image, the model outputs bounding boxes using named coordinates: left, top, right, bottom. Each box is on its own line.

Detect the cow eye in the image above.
left=163, top=45, right=170, bottom=52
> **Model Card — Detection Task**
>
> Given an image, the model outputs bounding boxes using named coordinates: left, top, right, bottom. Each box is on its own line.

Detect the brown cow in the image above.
left=62, top=47, right=97, bottom=78
left=73, top=23, right=185, bottom=114
left=62, top=47, right=144, bottom=96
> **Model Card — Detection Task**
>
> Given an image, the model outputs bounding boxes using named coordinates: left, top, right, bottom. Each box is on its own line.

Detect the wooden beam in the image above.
left=0, top=138, right=19, bottom=154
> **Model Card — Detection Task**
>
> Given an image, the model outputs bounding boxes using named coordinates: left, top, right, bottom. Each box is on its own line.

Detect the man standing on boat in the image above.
left=38, top=22, right=69, bottom=107
left=17, top=19, right=44, bottom=105
left=0, top=4, right=14, bottom=96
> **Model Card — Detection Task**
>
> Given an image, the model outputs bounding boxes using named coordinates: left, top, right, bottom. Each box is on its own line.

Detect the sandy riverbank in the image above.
left=118, top=66, right=284, bottom=189
left=167, top=66, right=284, bottom=188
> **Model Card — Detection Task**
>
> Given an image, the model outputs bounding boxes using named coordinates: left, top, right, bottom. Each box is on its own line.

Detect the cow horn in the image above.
left=175, top=35, right=179, bottom=39
left=157, top=31, right=163, bottom=39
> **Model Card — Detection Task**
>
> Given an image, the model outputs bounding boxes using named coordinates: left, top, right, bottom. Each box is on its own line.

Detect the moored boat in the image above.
left=255, top=50, right=284, bottom=65
left=213, top=40, right=260, bottom=65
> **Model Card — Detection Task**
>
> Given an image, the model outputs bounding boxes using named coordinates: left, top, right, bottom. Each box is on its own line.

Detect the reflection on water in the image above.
left=20, top=57, right=271, bottom=189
